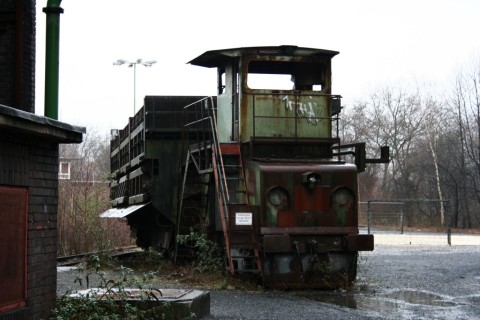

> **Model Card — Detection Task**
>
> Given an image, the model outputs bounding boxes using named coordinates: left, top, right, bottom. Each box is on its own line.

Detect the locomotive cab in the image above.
left=190, top=45, right=340, bottom=143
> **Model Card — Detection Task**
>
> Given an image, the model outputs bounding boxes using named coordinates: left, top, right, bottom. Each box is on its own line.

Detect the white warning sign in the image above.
left=235, top=212, right=253, bottom=226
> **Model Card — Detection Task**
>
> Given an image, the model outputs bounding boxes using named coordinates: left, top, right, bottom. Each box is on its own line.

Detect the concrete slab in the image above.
left=372, top=232, right=480, bottom=246
left=69, top=288, right=210, bottom=319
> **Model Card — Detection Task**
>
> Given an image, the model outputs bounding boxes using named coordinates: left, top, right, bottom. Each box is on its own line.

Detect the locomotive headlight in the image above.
left=267, top=187, right=288, bottom=208
left=302, top=172, right=321, bottom=190
left=332, top=187, right=354, bottom=207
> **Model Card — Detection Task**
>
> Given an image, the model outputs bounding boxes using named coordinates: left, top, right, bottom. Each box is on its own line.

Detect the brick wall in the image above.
left=0, top=1, right=82, bottom=319
left=0, top=1, right=17, bottom=107
left=0, top=0, right=35, bottom=112
left=0, top=132, right=59, bottom=320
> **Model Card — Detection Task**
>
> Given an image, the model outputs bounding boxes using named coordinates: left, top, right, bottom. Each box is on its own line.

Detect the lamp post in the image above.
left=113, top=58, right=157, bottom=115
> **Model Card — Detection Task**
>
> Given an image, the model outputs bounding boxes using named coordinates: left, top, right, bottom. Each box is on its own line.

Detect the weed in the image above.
left=85, top=251, right=116, bottom=270
left=216, top=278, right=229, bottom=290
left=53, top=261, right=194, bottom=320
left=177, top=230, right=224, bottom=274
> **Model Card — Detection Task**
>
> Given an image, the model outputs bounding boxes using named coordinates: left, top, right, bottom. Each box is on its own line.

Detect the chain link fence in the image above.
left=359, top=200, right=457, bottom=246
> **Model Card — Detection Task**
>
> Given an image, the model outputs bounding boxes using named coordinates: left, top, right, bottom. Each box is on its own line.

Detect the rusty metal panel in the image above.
left=0, top=186, right=28, bottom=314
left=277, top=210, right=295, bottom=228
left=242, top=93, right=331, bottom=142
left=263, top=234, right=292, bottom=253
left=294, top=185, right=330, bottom=212
left=261, top=226, right=358, bottom=235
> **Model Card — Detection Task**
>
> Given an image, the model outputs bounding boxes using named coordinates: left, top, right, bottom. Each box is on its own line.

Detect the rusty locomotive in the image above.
left=101, top=46, right=389, bottom=288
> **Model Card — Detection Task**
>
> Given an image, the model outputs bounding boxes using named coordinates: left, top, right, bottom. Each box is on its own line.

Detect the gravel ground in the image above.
left=355, top=244, right=480, bottom=319
left=57, top=243, right=480, bottom=319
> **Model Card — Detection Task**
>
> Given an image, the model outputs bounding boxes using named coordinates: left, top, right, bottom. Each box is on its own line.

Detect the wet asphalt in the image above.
left=57, top=244, right=480, bottom=319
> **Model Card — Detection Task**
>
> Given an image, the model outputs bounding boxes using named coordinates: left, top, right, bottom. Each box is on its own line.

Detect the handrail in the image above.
left=182, top=96, right=230, bottom=202
left=247, top=92, right=341, bottom=141
left=208, top=97, right=230, bottom=202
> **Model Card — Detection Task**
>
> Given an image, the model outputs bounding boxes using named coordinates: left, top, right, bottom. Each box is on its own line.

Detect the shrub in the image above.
left=176, top=230, right=224, bottom=274
left=53, top=259, right=192, bottom=320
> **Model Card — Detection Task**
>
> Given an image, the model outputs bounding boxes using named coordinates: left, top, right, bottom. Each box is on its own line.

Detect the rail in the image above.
left=181, top=97, right=229, bottom=196
left=246, top=92, right=342, bottom=141
left=57, top=246, right=142, bottom=266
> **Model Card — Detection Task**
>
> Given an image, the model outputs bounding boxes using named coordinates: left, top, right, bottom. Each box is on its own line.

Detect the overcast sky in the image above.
left=35, top=0, right=480, bottom=135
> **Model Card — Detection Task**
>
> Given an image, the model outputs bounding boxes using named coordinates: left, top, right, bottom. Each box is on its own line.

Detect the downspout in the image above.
left=43, top=0, right=64, bottom=120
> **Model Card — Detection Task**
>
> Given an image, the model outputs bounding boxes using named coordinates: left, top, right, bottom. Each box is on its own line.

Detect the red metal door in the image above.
left=0, top=186, right=28, bottom=314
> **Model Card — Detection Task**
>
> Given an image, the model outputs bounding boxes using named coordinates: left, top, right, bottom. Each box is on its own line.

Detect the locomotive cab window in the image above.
left=217, top=68, right=226, bottom=94
left=246, top=60, right=326, bottom=91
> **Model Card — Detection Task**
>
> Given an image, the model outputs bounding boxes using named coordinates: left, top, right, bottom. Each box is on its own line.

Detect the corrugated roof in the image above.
left=100, top=202, right=151, bottom=218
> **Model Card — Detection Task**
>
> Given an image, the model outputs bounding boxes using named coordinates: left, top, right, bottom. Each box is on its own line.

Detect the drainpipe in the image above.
left=43, top=0, right=64, bottom=120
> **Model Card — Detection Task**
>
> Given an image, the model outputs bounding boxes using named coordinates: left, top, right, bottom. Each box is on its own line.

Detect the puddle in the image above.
left=297, top=290, right=458, bottom=318
left=297, top=293, right=360, bottom=309
left=383, top=290, right=457, bottom=307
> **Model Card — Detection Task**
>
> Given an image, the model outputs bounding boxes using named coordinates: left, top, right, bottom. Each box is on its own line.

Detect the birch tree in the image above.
left=423, top=97, right=448, bottom=225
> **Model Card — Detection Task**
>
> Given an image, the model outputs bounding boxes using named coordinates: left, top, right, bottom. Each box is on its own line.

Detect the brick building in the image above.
left=0, top=1, right=84, bottom=319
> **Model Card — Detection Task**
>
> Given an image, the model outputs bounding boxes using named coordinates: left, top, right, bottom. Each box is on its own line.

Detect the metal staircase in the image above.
left=177, top=97, right=262, bottom=275
left=216, top=144, right=262, bottom=274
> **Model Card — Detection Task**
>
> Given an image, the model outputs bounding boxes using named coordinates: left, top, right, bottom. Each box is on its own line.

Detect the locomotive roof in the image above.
left=189, top=45, right=339, bottom=68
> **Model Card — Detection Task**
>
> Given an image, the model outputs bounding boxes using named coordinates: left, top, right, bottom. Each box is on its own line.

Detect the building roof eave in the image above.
left=0, top=104, right=85, bottom=143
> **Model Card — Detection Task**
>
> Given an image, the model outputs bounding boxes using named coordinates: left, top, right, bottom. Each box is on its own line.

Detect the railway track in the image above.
left=57, top=246, right=143, bottom=266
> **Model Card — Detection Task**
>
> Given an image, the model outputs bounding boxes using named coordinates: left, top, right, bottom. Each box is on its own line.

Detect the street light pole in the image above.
left=113, top=58, right=157, bottom=115
left=133, top=62, right=137, bottom=115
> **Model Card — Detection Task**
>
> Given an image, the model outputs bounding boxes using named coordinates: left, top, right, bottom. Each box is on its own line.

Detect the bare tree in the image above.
left=340, top=57, right=480, bottom=229
left=58, top=130, right=132, bottom=256
left=421, top=96, right=449, bottom=225
left=346, top=87, right=426, bottom=199
left=446, top=60, right=480, bottom=228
